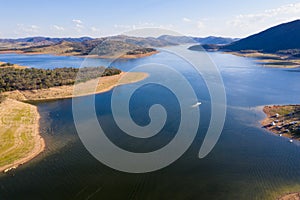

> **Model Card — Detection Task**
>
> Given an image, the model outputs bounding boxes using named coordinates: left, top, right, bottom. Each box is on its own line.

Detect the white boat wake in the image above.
left=191, top=102, right=202, bottom=108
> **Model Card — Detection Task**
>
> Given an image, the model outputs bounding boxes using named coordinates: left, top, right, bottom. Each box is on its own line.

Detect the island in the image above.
left=0, top=64, right=148, bottom=173
left=261, top=105, right=300, bottom=140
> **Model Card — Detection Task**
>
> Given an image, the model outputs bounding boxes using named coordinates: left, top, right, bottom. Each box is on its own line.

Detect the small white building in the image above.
left=271, top=122, right=276, bottom=126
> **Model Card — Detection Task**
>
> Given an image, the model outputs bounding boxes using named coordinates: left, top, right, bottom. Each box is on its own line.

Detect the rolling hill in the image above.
left=192, top=36, right=239, bottom=45
left=222, top=19, right=300, bottom=53
left=0, top=34, right=238, bottom=58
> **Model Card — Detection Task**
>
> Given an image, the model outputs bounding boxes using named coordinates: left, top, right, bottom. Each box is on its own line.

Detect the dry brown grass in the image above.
left=277, top=192, right=300, bottom=200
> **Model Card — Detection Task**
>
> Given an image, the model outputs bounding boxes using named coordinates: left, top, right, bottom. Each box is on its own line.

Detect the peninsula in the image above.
left=189, top=20, right=300, bottom=69
left=261, top=105, right=300, bottom=140
left=0, top=65, right=148, bottom=172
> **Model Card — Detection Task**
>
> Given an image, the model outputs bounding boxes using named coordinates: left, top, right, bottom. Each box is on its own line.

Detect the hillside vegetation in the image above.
left=221, top=20, right=300, bottom=55
left=0, top=67, right=121, bottom=92
left=0, top=35, right=238, bottom=57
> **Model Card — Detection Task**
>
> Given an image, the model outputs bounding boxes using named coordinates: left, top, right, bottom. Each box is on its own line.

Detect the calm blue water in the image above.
left=0, top=53, right=164, bottom=70
left=0, top=47, right=299, bottom=200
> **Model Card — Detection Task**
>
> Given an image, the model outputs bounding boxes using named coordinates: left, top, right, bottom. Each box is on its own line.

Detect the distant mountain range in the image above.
left=221, top=19, right=300, bottom=53
left=0, top=36, right=93, bottom=44
left=3, top=18, right=300, bottom=58
left=0, top=35, right=236, bottom=47
left=193, top=36, right=239, bottom=45
left=0, top=35, right=236, bottom=57
left=188, top=19, right=300, bottom=56
left=157, top=35, right=238, bottom=45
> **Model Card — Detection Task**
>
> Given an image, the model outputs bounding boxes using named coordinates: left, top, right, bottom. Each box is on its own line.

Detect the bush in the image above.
left=0, top=66, right=121, bottom=92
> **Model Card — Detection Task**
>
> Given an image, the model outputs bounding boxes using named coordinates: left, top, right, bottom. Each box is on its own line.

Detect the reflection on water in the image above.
left=0, top=47, right=299, bottom=199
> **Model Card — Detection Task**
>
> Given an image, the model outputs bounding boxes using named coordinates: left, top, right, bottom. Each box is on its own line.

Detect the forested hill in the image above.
left=221, top=20, right=300, bottom=53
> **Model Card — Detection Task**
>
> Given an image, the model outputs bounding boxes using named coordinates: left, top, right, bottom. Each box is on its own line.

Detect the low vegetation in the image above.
left=0, top=67, right=121, bottom=92
left=126, top=48, right=156, bottom=55
left=0, top=62, right=14, bottom=67
left=262, top=105, right=300, bottom=138
left=0, top=99, right=44, bottom=171
left=0, top=37, right=159, bottom=58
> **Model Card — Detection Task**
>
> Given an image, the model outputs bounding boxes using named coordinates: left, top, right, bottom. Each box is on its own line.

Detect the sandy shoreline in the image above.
left=277, top=192, right=300, bottom=200
left=3, top=72, right=148, bottom=101
left=0, top=50, right=158, bottom=59
left=0, top=61, right=28, bottom=69
left=0, top=99, right=45, bottom=172
left=224, top=51, right=300, bottom=69
left=0, top=72, right=148, bottom=172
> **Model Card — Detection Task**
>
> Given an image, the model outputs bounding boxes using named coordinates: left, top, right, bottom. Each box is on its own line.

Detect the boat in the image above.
left=192, top=102, right=202, bottom=108
left=289, top=139, right=293, bottom=143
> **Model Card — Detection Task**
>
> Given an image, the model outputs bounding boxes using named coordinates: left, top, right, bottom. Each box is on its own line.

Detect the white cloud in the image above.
left=265, top=3, right=300, bottom=16
left=114, top=22, right=157, bottom=32
left=182, top=17, right=191, bottom=22
left=90, top=27, right=99, bottom=32
left=229, top=3, right=300, bottom=29
left=221, top=3, right=300, bottom=37
left=158, top=24, right=175, bottom=30
left=197, top=21, right=205, bottom=29
left=72, top=19, right=83, bottom=24
left=72, top=19, right=85, bottom=32
left=76, top=23, right=84, bottom=28
left=52, top=25, right=65, bottom=31
left=114, top=24, right=132, bottom=29
left=15, top=24, right=40, bottom=36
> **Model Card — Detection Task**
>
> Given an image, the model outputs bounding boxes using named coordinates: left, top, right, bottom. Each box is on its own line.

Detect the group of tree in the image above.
left=0, top=66, right=121, bottom=92
left=0, top=62, right=14, bottom=67
left=126, top=48, right=156, bottom=55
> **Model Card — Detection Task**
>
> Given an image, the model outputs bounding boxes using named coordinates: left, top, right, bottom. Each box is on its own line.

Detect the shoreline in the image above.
left=223, top=51, right=300, bottom=69
left=277, top=192, right=300, bottom=200
left=0, top=99, right=45, bottom=172
left=260, top=105, right=300, bottom=141
left=3, top=72, right=149, bottom=102
left=80, top=50, right=158, bottom=59
left=0, top=71, right=148, bottom=173
left=0, top=50, right=159, bottom=59
left=0, top=61, right=28, bottom=69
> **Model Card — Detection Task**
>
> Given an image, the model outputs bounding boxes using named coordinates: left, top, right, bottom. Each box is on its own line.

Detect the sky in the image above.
left=1, top=0, right=300, bottom=39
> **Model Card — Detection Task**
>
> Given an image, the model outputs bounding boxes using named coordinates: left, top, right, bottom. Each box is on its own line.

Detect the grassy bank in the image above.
left=0, top=67, right=148, bottom=172
left=0, top=99, right=45, bottom=172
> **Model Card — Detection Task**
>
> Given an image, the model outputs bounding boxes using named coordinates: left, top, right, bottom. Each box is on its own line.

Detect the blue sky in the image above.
left=1, top=0, right=300, bottom=38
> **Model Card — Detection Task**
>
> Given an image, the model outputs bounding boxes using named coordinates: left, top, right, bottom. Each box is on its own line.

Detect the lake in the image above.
left=0, top=46, right=299, bottom=200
